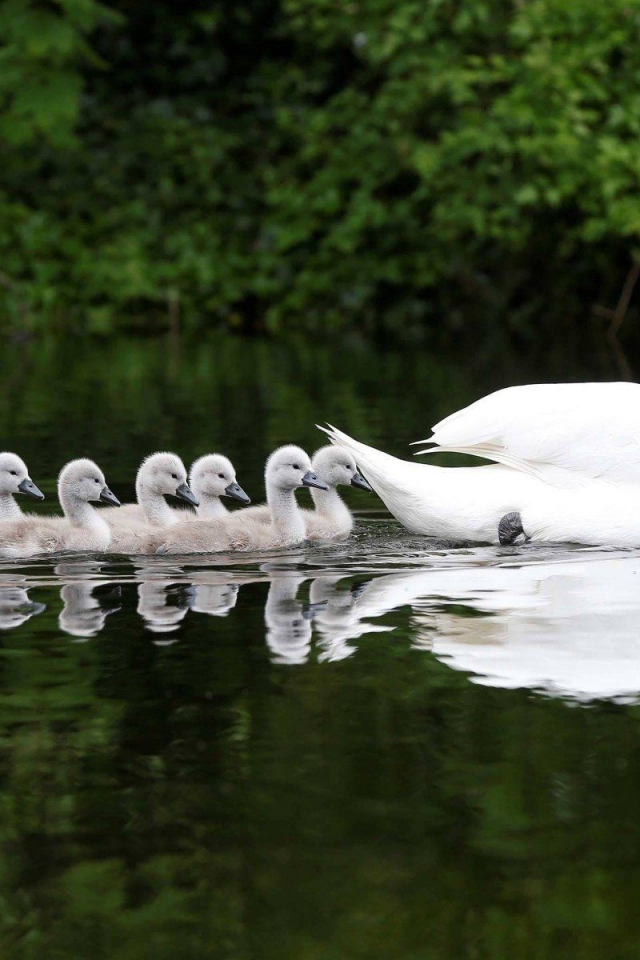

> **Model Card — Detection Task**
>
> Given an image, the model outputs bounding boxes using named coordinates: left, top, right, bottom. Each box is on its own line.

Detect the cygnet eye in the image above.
left=94, top=478, right=100, bottom=484
left=9, top=470, right=17, bottom=477
left=293, top=463, right=300, bottom=470
left=171, top=473, right=178, bottom=480
left=218, top=473, right=225, bottom=480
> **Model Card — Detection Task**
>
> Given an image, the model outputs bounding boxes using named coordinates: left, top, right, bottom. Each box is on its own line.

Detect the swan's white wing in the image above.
left=414, top=382, right=640, bottom=483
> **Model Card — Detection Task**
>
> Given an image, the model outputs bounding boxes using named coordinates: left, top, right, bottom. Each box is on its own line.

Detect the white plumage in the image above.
left=319, top=424, right=545, bottom=543
left=416, top=382, right=640, bottom=485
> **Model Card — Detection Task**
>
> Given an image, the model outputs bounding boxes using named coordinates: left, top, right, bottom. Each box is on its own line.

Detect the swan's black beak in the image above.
left=100, top=486, right=120, bottom=507
left=225, top=481, right=251, bottom=504
left=175, top=482, right=199, bottom=507
left=18, top=478, right=45, bottom=501
left=302, top=470, right=328, bottom=491
left=351, top=472, right=372, bottom=492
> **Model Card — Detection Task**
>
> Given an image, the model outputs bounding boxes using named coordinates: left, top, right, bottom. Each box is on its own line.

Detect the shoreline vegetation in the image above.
left=1, top=0, right=640, bottom=347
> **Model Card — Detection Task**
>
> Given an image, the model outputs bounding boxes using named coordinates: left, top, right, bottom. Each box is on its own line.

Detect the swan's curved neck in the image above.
left=196, top=496, right=227, bottom=520
left=60, top=488, right=110, bottom=537
left=267, top=483, right=306, bottom=543
left=0, top=494, right=21, bottom=520
left=136, top=474, right=174, bottom=525
left=310, top=486, right=351, bottom=525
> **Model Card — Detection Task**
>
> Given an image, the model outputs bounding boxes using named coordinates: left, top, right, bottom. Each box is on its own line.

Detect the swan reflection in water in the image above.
left=3, top=550, right=640, bottom=701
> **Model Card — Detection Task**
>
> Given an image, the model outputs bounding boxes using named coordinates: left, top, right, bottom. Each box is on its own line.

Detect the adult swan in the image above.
left=322, top=382, right=640, bottom=546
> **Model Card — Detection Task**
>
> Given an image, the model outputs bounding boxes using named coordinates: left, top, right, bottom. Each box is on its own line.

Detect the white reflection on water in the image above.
left=335, top=554, right=640, bottom=701
left=1, top=534, right=640, bottom=702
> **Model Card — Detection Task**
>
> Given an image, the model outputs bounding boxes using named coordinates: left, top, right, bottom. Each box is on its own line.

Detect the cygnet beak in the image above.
left=100, top=486, right=120, bottom=507
left=301, top=470, right=328, bottom=491
left=18, top=477, right=45, bottom=501
left=225, top=481, right=251, bottom=504
left=351, top=471, right=372, bottom=492
left=175, top=481, right=199, bottom=507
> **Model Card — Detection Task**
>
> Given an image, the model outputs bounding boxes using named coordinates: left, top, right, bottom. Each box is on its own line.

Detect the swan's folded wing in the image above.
left=413, top=382, right=640, bottom=483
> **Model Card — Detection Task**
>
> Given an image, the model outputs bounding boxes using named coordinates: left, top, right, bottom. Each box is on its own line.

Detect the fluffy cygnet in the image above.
left=0, top=459, right=119, bottom=557
left=243, top=446, right=371, bottom=540
left=186, top=454, right=250, bottom=519
left=105, top=452, right=198, bottom=552
left=0, top=452, right=44, bottom=519
left=301, top=446, right=371, bottom=540
left=154, top=445, right=327, bottom=554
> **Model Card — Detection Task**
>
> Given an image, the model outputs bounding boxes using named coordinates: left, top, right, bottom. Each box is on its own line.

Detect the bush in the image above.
left=0, top=0, right=639, bottom=340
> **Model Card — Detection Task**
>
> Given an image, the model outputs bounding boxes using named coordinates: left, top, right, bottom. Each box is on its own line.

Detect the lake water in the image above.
left=1, top=335, right=640, bottom=959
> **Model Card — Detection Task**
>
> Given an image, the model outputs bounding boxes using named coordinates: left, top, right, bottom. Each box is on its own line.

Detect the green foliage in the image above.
left=0, top=0, right=639, bottom=337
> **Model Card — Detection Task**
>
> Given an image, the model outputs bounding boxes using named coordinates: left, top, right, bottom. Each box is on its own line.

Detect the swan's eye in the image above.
left=9, top=471, right=17, bottom=477
left=293, top=464, right=300, bottom=470
left=218, top=473, right=225, bottom=479
left=171, top=473, right=178, bottom=480
left=94, top=478, right=100, bottom=484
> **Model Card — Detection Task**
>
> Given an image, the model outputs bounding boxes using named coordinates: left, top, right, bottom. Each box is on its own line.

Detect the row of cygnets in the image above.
left=0, top=445, right=373, bottom=558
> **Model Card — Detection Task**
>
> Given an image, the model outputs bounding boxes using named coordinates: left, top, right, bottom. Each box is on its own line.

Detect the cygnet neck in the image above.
left=196, top=495, right=227, bottom=520
left=60, top=486, right=109, bottom=536
left=0, top=494, right=21, bottom=520
left=267, top=479, right=306, bottom=544
left=136, top=473, right=175, bottom=525
left=310, top=485, right=351, bottom=525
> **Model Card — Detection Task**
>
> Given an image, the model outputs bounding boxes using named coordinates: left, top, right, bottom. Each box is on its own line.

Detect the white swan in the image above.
left=412, top=382, right=640, bottom=546
left=0, top=459, right=120, bottom=557
left=319, top=425, right=545, bottom=543
left=188, top=454, right=250, bottom=518
left=106, top=452, right=198, bottom=529
left=242, top=446, right=371, bottom=540
left=416, top=381, right=640, bottom=485
left=155, top=445, right=328, bottom=554
left=0, top=453, right=44, bottom=518
left=497, top=481, right=640, bottom=547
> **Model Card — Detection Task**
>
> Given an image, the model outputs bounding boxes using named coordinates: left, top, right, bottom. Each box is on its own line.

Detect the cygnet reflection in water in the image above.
left=0, top=583, right=45, bottom=630
left=137, top=581, right=192, bottom=638
left=264, top=576, right=312, bottom=665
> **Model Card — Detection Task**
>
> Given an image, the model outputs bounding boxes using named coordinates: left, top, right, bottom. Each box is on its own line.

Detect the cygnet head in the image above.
left=58, top=459, right=120, bottom=506
left=0, top=452, right=44, bottom=500
left=190, top=454, right=251, bottom=504
left=311, top=446, right=372, bottom=492
left=265, top=445, right=329, bottom=492
left=138, top=452, right=199, bottom=507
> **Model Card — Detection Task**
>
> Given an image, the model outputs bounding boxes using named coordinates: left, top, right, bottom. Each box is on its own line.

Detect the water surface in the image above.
left=1, top=336, right=639, bottom=960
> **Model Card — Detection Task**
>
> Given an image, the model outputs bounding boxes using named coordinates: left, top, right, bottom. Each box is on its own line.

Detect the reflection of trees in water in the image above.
left=0, top=562, right=640, bottom=956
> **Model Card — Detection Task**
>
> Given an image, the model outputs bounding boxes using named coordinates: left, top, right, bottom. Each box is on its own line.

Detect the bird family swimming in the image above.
left=1, top=380, right=635, bottom=557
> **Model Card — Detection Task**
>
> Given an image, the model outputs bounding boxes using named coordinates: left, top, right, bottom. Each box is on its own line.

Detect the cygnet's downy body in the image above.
left=182, top=454, right=250, bottom=519
left=0, top=453, right=44, bottom=519
left=155, top=445, right=327, bottom=554
left=0, top=459, right=119, bottom=557
left=105, top=452, right=198, bottom=553
left=243, top=446, right=371, bottom=541
left=301, top=446, right=371, bottom=540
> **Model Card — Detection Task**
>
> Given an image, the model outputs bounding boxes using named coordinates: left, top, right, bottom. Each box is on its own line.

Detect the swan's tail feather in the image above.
left=317, top=424, right=421, bottom=507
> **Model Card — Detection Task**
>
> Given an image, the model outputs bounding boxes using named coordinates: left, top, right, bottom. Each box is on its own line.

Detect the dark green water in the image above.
left=0, top=335, right=639, bottom=960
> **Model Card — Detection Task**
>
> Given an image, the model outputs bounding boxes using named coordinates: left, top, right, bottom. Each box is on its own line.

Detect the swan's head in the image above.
left=58, top=459, right=120, bottom=506
left=311, top=446, right=372, bottom=492
left=190, top=454, right=251, bottom=504
left=0, top=452, right=44, bottom=500
left=138, top=452, right=199, bottom=507
left=265, top=445, right=329, bottom=492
